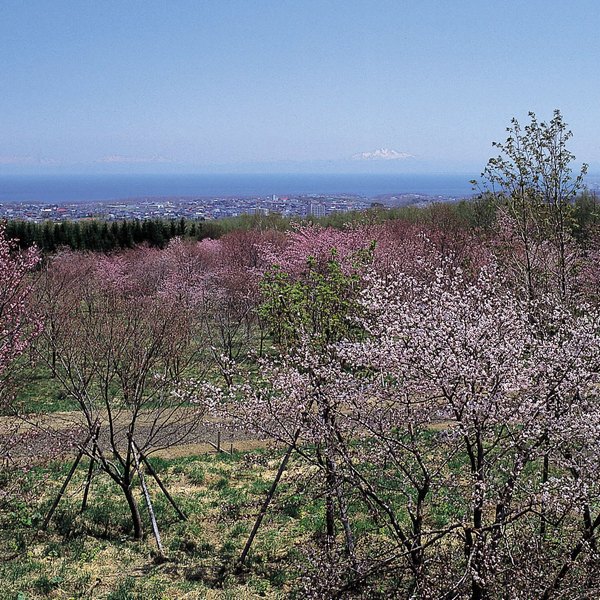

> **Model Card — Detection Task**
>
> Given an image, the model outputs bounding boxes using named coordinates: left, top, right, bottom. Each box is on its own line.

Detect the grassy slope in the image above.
left=0, top=449, right=327, bottom=599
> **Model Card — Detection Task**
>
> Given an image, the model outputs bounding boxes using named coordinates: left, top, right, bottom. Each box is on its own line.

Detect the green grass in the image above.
left=0, top=449, right=307, bottom=598
left=4, top=413, right=573, bottom=599
left=12, top=362, right=79, bottom=414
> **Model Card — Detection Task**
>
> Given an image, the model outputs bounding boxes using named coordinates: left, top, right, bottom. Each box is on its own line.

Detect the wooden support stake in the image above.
left=239, top=442, right=294, bottom=565
left=131, top=439, right=165, bottom=559
left=138, top=451, right=187, bottom=521
left=42, top=446, right=85, bottom=530
left=81, top=425, right=100, bottom=513
left=238, top=402, right=315, bottom=566
left=80, top=448, right=96, bottom=513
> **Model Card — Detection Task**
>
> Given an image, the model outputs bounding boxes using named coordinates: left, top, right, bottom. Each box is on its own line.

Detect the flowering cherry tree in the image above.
left=0, top=222, right=41, bottom=400
left=227, top=227, right=600, bottom=597
left=159, top=233, right=271, bottom=381
left=35, top=249, right=211, bottom=540
left=329, top=254, right=600, bottom=597
left=259, top=222, right=371, bottom=277
left=0, top=223, right=44, bottom=514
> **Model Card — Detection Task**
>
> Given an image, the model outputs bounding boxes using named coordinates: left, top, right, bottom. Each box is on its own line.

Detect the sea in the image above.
left=0, top=173, right=476, bottom=204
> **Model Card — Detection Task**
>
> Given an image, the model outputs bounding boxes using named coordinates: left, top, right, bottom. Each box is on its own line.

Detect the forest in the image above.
left=1, top=111, right=600, bottom=599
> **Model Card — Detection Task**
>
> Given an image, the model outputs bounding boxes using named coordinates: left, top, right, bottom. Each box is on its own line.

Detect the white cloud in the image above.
left=95, top=154, right=174, bottom=164
left=0, top=155, right=60, bottom=166
left=0, top=155, right=35, bottom=165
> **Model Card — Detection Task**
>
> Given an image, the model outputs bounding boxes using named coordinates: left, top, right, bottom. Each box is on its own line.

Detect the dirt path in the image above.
left=1, top=408, right=455, bottom=463
left=0, top=408, right=269, bottom=462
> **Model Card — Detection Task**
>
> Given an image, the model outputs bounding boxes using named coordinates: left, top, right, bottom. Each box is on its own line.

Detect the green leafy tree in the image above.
left=253, top=244, right=372, bottom=553
left=478, top=111, right=595, bottom=545
left=476, top=109, right=587, bottom=302
left=259, top=248, right=370, bottom=350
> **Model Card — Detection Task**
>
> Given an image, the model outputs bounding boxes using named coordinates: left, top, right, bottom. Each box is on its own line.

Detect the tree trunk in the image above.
left=325, top=456, right=336, bottom=537
left=121, top=482, right=143, bottom=540
left=540, top=451, right=549, bottom=538
left=334, top=471, right=355, bottom=561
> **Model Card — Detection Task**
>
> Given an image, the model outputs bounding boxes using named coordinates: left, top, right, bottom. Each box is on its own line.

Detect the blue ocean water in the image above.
left=0, top=173, right=476, bottom=203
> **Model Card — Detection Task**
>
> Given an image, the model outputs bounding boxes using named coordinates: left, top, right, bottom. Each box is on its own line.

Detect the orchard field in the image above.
left=2, top=112, right=600, bottom=599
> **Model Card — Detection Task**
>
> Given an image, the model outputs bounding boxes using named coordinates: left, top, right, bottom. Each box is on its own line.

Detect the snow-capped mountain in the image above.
left=352, top=148, right=414, bottom=161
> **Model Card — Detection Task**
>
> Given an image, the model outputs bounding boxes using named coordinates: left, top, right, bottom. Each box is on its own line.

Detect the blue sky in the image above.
left=1, top=0, right=599, bottom=174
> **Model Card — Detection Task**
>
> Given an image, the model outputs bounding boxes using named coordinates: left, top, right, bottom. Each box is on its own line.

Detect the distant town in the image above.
left=0, top=191, right=463, bottom=222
